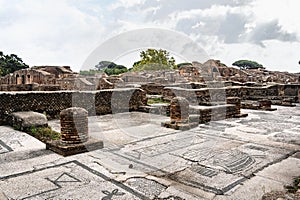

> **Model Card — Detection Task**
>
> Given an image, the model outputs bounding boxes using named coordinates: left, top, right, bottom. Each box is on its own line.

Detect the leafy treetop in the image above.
left=132, top=49, right=176, bottom=71
left=80, top=61, right=128, bottom=76
left=232, top=60, right=264, bottom=70
left=0, top=51, right=29, bottom=76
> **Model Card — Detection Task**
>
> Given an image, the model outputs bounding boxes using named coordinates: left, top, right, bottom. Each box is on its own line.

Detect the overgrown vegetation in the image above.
left=147, top=97, right=170, bottom=105
left=133, top=49, right=176, bottom=71
left=285, top=176, right=300, bottom=193
left=104, top=67, right=128, bottom=76
left=0, top=51, right=29, bottom=76
left=28, top=126, right=60, bottom=142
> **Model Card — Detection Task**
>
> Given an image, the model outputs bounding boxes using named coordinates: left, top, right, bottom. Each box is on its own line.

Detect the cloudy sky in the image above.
left=1, top=0, right=300, bottom=72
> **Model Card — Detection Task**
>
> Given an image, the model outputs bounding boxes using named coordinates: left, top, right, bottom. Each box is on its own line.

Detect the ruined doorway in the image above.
left=21, top=75, right=25, bottom=84
left=16, top=74, right=19, bottom=84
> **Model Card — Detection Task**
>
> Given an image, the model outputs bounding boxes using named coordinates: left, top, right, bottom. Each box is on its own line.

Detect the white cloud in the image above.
left=213, top=40, right=300, bottom=72
left=1, top=0, right=300, bottom=72
left=251, top=0, right=300, bottom=35
left=0, top=0, right=105, bottom=71
left=109, top=0, right=146, bottom=10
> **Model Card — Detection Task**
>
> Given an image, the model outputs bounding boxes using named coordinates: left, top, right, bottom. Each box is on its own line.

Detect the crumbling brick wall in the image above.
left=141, top=83, right=165, bottom=95
left=0, top=88, right=147, bottom=125
left=0, top=84, right=60, bottom=91
left=163, top=84, right=300, bottom=105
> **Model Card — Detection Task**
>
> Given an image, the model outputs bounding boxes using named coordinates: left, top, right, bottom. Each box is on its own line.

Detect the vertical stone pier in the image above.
left=163, top=97, right=197, bottom=130
left=46, top=107, right=103, bottom=156
left=170, top=97, right=189, bottom=123
left=60, top=107, right=88, bottom=144
left=227, top=97, right=241, bottom=115
left=226, top=97, right=248, bottom=117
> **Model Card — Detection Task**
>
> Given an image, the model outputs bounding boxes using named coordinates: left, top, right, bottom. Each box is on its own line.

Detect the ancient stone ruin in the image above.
left=46, top=107, right=103, bottom=156
left=60, top=107, right=89, bottom=144
left=0, top=66, right=95, bottom=91
left=1, top=59, right=299, bottom=148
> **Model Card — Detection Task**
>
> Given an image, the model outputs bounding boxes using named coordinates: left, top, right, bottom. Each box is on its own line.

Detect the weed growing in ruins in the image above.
left=147, top=98, right=169, bottom=105
left=29, top=126, right=60, bottom=142
left=285, top=176, right=300, bottom=193
left=12, top=124, right=21, bottom=131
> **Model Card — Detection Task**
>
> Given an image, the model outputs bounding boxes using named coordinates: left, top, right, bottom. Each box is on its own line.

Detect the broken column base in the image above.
left=162, top=120, right=198, bottom=131
left=46, top=137, right=103, bottom=156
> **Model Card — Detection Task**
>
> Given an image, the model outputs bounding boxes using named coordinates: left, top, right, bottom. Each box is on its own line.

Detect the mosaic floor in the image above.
left=0, top=105, right=299, bottom=199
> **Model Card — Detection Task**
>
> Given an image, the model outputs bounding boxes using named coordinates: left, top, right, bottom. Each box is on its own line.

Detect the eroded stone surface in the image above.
left=1, top=107, right=300, bottom=199
left=10, top=111, right=48, bottom=129
left=0, top=161, right=145, bottom=200
left=125, top=177, right=167, bottom=198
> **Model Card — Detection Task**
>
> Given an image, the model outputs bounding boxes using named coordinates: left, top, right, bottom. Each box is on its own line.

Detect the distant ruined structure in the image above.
left=0, top=66, right=95, bottom=91
left=0, top=59, right=299, bottom=139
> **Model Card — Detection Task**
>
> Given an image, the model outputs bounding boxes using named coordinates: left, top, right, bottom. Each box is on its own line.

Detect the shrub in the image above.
left=28, top=126, right=60, bottom=142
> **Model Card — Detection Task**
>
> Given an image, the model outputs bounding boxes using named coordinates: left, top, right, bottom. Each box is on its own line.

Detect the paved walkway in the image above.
left=0, top=105, right=299, bottom=199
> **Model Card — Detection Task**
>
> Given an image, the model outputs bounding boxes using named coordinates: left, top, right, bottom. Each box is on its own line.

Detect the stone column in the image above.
left=170, top=97, right=189, bottom=123
left=60, top=107, right=88, bottom=144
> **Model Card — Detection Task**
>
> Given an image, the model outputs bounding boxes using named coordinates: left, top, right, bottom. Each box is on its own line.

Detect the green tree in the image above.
left=132, top=49, right=176, bottom=71
left=0, top=51, right=29, bottom=76
left=232, top=60, right=264, bottom=70
left=95, top=61, right=117, bottom=71
left=104, top=67, right=128, bottom=76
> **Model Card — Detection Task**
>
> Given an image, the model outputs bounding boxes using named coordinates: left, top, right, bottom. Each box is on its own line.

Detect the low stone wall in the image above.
left=141, top=83, right=165, bottom=95
left=163, top=84, right=300, bottom=104
left=0, top=88, right=147, bottom=125
left=163, top=87, right=225, bottom=105
left=0, top=84, right=60, bottom=91
left=282, top=84, right=300, bottom=97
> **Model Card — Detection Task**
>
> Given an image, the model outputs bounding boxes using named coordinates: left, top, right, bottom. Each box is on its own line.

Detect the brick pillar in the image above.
left=60, top=107, right=88, bottom=144
left=227, top=97, right=241, bottom=114
left=170, top=97, right=189, bottom=123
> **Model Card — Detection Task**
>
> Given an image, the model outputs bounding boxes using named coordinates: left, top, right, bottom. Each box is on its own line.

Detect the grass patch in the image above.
left=28, top=126, right=60, bottom=142
left=147, top=97, right=169, bottom=105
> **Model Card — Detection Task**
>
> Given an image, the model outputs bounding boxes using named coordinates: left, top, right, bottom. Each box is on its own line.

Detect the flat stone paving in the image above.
left=0, top=105, right=299, bottom=199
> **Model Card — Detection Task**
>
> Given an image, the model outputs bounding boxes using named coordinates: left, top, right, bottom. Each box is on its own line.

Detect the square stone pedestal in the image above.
left=46, top=137, right=103, bottom=156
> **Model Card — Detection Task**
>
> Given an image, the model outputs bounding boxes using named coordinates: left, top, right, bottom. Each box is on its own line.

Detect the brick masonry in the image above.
left=163, top=84, right=300, bottom=104
left=170, top=97, right=189, bottom=123
left=60, top=107, right=88, bottom=144
left=0, top=88, right=147, bottom=125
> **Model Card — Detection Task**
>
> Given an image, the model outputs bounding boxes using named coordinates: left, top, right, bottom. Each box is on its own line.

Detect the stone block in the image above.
left=10, top=111, right=48, bottom=130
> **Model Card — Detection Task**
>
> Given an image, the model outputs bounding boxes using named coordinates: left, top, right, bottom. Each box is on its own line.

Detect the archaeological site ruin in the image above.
left=0, top=59, right=299, bottom=200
